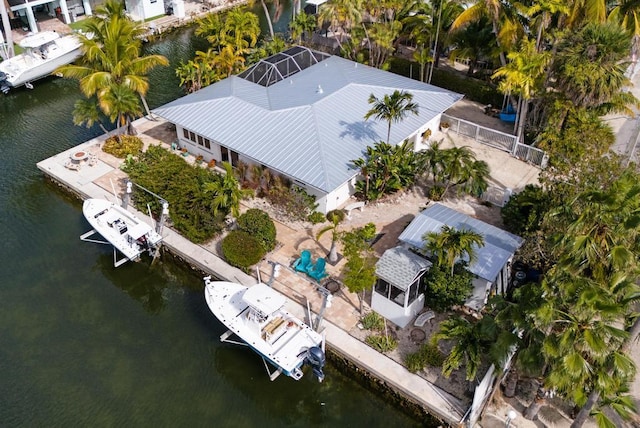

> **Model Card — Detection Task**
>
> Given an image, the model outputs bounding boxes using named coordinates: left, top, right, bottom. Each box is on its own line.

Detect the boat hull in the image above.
left=204, top=280, right=324, bottom=380
left=82, top=198, right=162, bottom=263
left=0, top=32, right=82, bottom=91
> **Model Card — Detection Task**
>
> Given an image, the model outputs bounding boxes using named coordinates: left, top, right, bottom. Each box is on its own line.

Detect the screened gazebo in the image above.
left=372, top=246, right=432, bottom=328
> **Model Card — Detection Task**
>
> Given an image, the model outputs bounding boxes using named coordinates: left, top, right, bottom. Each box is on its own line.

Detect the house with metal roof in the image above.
left=392, top=203, right=524, bottom=314
left=152, top=46, right=463, bottom=213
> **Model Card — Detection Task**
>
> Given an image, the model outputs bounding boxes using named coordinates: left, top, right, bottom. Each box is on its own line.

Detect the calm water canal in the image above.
left=0, top=25, right=426, bottom=427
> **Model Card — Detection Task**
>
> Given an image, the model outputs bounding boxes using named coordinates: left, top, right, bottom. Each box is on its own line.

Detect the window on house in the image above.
left=197, top=135, right=204, bottom=146
left=183, top=128, right=189, bottom=139
left=204, top=138, right=211, bottom=149
left=189, top=131, right=196, bottom=142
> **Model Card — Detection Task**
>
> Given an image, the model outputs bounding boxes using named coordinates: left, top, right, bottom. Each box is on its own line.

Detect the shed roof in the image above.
left=376, top=246, right=432, bottom=291
left=152, top=47, right=462, bottom=193
left=398, top=204, right=524, bottom=282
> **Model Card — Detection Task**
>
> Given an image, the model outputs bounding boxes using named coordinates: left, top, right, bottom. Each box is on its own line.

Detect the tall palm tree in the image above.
left=551, top=23, right=637, bottom=114
left=492, top=38, right=551, bottom=144
left=450, top=0, right=522, bottom=67
left=364, top=90, right=419, bottom=144
left=58, top=0, right=168, bottom=134
left=223, top=8, right=260, bottom=51
left=424, top=225, right=485, bottom=276
left=290, top=11, right=317, bottom=44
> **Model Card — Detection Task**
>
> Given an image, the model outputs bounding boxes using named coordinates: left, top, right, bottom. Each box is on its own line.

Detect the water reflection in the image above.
left=94, top=254, right=169, bottom=313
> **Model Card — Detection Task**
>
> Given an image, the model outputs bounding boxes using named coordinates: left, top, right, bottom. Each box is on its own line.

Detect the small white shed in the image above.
left=372, top=246, right=432, bottom=328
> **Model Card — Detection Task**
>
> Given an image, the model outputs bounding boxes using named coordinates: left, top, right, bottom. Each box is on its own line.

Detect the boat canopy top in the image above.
left=18, top=31, right=59, bottom=49
left=127, top=223, right=152, bottom=240
left=243, top=283, right=286, bottom=316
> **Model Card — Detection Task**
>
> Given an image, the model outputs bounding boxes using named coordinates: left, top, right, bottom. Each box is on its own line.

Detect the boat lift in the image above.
left=80, top=179, right=168, bottom=267
left=79, top=228, right=135, bottom=267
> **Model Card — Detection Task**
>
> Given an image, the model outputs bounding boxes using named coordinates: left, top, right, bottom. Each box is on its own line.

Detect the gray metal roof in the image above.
left=152, top=49, right=462, bottom=193
left=398, top=203, right=524, bottom=282
left=376, top=246, right=432, bottom=291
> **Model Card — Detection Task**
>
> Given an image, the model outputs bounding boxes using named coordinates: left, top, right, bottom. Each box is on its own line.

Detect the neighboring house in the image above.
left=399, top=203, right=524, bottom=311
left=6, top=0, right=93, bottom=31
left=372, top=203, right=523, bottom=327
left=373, top=246, right=432, bottom=328
left=4, top=0, right=169, bottom=34
left=152, top=46, right=463, bottom=213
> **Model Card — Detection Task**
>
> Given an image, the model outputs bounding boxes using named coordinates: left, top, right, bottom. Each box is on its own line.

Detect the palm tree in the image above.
left=290, top=11, right=317, bottom=44
left=223, top=8, right=260, bottom=51
left=204, top=162, right=253, bottom=218
left=72, top=98, right=110, bottom=134
left=432, top=315, right=498, bottom=380
left=450, top=0, right=522, bottom=67
left=492, top=38, right=551, bottom=144
left=448, top=16, right=497, bottom=76
left=424, top=225, right=485, bottom=276
left=364, top=90, right=419, bottom=144
left=438, top=146, right=485, bottom=198
left=551, top=23, right=637, bottom=115
left=212, top=45, right=246, bottom=78
left=58, top=0, right=168, bottom=134
left=316, top=210, right=345, bottom=263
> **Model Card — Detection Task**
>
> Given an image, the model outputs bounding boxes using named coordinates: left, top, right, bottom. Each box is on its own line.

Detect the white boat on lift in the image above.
left=204, top=277, right=326, bottom=382
left=0, top=31, right=82, bottom=94
left=81, top=198, right=163, bottom=267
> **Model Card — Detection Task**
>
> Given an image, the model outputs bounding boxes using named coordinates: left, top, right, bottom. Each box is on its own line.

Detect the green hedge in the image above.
left=121, top=145, right=226, bottom=243
left=236, top=209, right=276, bottom=253
left=221, top=230, right=265, bottom=272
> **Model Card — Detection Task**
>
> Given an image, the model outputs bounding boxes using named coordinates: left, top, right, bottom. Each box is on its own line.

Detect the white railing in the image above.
left=442, top=114, right=548, bottom=168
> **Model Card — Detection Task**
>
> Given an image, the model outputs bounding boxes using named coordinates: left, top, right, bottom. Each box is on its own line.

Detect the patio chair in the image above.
left=306, top=257, right=328, bottom=282
left=293, top=249, right=312, bottom=273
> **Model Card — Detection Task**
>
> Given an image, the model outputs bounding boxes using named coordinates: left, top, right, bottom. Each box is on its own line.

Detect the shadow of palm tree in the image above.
left=339, top=120, right=379, bottom=142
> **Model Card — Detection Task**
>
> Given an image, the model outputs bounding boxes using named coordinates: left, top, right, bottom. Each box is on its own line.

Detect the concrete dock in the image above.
left=37, top=116, right=468, bottom=426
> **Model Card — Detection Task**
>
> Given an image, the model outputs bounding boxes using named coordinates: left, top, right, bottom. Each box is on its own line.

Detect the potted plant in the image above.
left=196, top=154, right=204, bottom=164
left=180, top=147, right=189, bottom=157
left=208, top=159, right=217, bottom=169
left=440, top=121, right=450, bottom=133
left=422, top=128, right=432, bottom=142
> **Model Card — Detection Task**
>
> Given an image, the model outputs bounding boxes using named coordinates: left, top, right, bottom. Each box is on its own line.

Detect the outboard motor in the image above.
left=0, top=72, right=10, bottom=94
left=305, top=346, right=326, bottom=382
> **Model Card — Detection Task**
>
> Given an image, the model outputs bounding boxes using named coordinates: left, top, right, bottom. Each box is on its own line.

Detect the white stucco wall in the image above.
left=371, top=291, right=425, bottom=328
left=125, top=0, right=165, bottom=21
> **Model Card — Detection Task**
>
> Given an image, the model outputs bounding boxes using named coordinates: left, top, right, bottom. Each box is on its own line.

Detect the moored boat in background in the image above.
left=0, top=31, right=82, bottom=94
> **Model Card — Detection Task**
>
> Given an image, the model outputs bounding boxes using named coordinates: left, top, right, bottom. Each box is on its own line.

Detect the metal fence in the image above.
left=442, top=114, right=548, bottom=168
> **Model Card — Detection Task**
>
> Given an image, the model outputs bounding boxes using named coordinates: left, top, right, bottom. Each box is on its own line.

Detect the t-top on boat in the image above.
left=204, top=277, right=326, bottom=382
left=0, top=31, right=82, bottom=94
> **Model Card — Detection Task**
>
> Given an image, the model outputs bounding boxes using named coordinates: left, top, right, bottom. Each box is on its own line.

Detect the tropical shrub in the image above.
left=365, top=334, right=398, bottom=353
left=501, top=184, right=549, bottom=235
left=428, top=185, right=445, bottom=201
left=307, top=211, right=325, bottom=224
left=122, top=145, right=227, bottom=243
left=221, top=230, right=264, bottom=271
left=102, top=135, right=144, bottom=158
left=236, top=209, right=276, bottom=253
left=405, top=343, right=446, bottom=372
left=361, top=311, right=384, bottom=330
left=423, top=262, right=474, bottom=312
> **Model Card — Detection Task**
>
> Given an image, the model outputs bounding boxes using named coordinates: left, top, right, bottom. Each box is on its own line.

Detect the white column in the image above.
left=24, top=5, right=38, bottom=33
left=82, top=0, right=92, bottom=16
left=172, top=0, right=185, bottom=18
left=59, top=0, right=71, bottom=24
